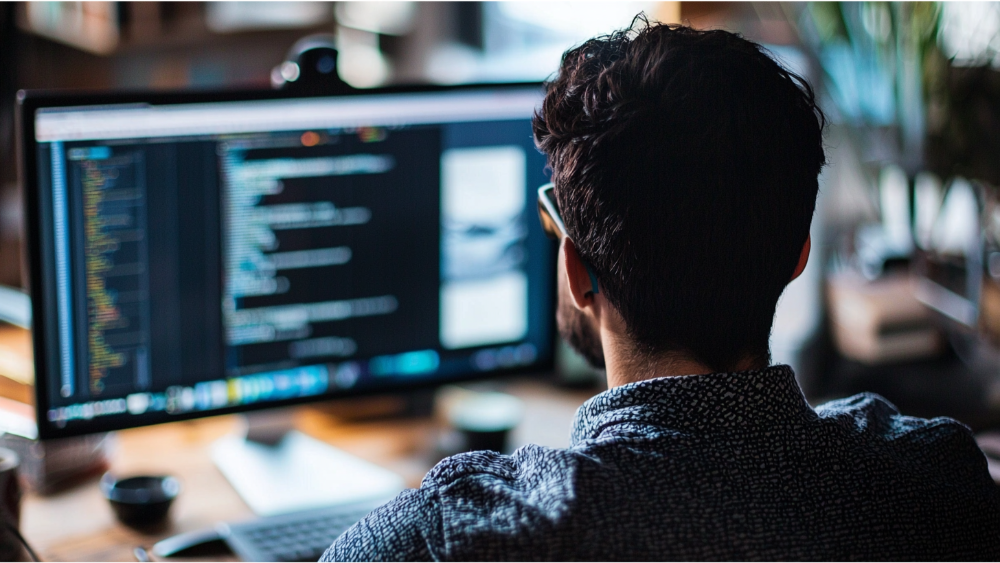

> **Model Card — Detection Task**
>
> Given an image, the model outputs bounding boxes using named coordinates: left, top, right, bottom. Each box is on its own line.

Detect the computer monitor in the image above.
left=19, top=83, right=555, bottom=442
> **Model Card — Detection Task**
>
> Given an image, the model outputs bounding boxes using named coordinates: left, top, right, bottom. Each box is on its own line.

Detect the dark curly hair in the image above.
left=533, top=17, right=826, bottom=372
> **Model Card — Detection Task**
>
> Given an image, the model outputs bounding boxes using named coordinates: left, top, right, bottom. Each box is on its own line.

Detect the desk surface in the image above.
left=19, top=380, right=596, bottom=562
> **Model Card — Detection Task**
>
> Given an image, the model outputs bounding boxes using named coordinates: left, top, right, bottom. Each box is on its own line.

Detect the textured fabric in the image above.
left=323, top=365, right=1000, bottom=561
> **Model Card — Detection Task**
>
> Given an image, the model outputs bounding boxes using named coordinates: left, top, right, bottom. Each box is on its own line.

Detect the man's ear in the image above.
left=563, top=238, right=597, bottom=311
left=790, top=235, right=811, bottom=282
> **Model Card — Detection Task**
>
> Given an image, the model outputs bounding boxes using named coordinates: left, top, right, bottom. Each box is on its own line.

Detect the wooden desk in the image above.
left=19, top=381, right=596, bottom=562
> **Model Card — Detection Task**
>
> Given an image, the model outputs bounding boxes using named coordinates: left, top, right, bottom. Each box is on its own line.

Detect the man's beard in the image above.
left=557, top=292, right=606, bottom=369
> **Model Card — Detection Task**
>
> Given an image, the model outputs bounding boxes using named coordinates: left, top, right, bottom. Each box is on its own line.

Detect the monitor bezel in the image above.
left=18, top=82, right=557, bottom=440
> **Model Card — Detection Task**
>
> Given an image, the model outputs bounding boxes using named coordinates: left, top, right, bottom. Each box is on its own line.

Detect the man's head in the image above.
left=533, top=19, right=826, bottom=374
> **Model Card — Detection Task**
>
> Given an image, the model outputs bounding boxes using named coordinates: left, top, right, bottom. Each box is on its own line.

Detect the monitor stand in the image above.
left=211, top=409, right=405, bottom=516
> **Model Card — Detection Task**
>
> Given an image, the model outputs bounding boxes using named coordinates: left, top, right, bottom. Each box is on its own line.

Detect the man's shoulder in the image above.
left=422, top=449, right=518, bottom=487
left=422, top=443, right=587, bottom=489
left=815, top=391, right=972, bottom=439
left=814, top=392, right=991, bottom=479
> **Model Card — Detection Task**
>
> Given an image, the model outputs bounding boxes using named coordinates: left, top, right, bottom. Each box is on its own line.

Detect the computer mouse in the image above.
left=151, top=527, right=233, bottom=558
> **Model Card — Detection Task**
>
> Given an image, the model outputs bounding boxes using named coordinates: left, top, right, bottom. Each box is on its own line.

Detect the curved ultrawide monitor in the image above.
left=20, top=84, right=555, bottom=439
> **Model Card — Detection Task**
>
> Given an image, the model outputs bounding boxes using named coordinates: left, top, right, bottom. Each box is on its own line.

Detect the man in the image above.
left=324, top=20, right=1000, bottom=561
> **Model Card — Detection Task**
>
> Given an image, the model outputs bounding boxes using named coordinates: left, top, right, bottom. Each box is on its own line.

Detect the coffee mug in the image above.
left=0, top=447, right=28, bottom=561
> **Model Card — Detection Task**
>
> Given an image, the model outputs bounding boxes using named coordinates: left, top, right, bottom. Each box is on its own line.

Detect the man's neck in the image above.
left=588, top=291, right=765, bottom=388
left=600, top=326, right=764, bottom=389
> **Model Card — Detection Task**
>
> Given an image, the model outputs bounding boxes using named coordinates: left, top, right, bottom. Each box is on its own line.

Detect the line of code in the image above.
left=75, top=149, right=152, bottom=396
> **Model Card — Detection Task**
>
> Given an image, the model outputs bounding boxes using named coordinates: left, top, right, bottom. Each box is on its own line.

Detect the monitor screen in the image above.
left=22, top=85, right=555, bottom=438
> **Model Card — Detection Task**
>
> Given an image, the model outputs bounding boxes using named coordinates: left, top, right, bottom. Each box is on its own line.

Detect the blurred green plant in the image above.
left=798, top=2, right=1000, bottom=189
